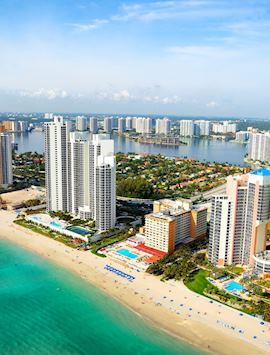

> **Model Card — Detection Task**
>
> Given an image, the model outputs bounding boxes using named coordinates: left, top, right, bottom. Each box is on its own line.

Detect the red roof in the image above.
left=134, top=244, right=167, bottom=257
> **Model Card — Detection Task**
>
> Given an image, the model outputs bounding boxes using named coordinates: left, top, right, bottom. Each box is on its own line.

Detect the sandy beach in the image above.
left=1, top=210, right=269, bottom=355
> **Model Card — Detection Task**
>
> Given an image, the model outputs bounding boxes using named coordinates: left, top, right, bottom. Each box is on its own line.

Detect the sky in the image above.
left=0, top=0, right=270, bottom=117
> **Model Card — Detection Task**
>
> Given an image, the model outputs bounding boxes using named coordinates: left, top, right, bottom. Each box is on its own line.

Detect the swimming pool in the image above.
left=225, top=281, right=246, bottom=292
left=66, top=226, right=90, bottom=236
left=50, top=221, right=64, bottom=229
left=117, top=249, right=138, bottom=259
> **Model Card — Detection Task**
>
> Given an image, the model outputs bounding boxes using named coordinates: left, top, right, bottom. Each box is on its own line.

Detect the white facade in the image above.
left=18, top=121, right=29, bottom=132
left=156, top=118, right=171, bottom=135
left=236, top=131, right=249, bottom=142
left=89, top=117, right=98, bottom=134
left=44, top=116, right=71, bottom=211
left=135, top=117, right=152, bottom=134
left=104, top=117, right=112, bottom=133
left=194, top=120, right=210, bottom=136
left=212, top=121, right=237, bottom=134
left=0, top=133, right=13, bottom=187
left=118, top=118, right=126, bottom=133
left=126, top=117, right=134, bottom=130
left=76, top=116, right=88, bottom=131
left=248, top=132, right=270, bottom=163
left=208, top=196, right=234, bottom=265
left=179, top=120, right=194, bottom=137
left=96, top=155, right=116, bottom=231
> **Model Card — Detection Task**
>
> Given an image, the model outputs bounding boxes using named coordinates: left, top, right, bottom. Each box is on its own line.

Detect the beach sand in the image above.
left=0, top=210, right=269, bottom=355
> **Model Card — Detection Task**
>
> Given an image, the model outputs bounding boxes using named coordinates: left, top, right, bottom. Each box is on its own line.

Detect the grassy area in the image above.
left=228, top=266, right=244, bottom=275
left=185, top=269, right=211, bottom=295
left=14, top=219, right=81, bottom=249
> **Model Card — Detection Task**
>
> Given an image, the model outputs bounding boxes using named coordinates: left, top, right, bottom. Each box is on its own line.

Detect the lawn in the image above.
left=185, top=269, right=211, bottom=295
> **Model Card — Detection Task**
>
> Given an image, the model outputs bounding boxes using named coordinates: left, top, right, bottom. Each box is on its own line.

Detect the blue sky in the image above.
left=0, top=0, right=270, bottom=117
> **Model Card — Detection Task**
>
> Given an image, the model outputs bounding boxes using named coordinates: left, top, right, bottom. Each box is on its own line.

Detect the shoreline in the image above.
left=0, top=210, right=269, bottom=355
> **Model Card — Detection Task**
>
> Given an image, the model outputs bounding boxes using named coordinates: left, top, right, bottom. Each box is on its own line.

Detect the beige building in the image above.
left=144, top=199, right=207, bottom=253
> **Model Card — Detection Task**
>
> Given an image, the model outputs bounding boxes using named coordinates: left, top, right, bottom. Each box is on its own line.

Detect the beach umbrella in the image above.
left=260, top=322, right=265, bottom=325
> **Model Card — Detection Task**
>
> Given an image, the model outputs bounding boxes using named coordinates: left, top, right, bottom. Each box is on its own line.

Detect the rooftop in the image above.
left=250, top=168, right=270, bottom=177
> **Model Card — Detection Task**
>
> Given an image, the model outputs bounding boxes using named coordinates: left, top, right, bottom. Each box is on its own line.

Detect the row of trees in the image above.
left=116, top=177, right=154, bottom=199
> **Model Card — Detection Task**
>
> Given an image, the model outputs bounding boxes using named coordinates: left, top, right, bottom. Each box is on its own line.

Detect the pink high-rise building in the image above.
left=209, top=168, right=270, bottom=275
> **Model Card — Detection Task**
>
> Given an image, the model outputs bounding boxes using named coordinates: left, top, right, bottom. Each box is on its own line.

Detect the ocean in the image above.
left=0, top=240, right=202, bottom=355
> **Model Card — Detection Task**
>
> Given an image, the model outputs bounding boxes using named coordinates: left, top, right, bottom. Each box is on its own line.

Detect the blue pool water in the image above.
left=50, top=221, right=63, bottom=228
left=225, top=281, right=246, bottom=292
left=67, top=226, right=90, bottom=236
left=117, top=248, right=138, bottom=259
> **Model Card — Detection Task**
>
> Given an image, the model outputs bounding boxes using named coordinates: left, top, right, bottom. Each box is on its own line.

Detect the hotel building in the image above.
left=143, top=199, right=207, bottom=253
left=76, top=116, right=88, bottom=131
left=118, top=118, right=126, bottom=133
left=89, top=117, right=98, bottom=134
left=104, top=117, right=112, bottom=133
left=209, top=169, right=270, bottom=276
left=0, top=133, right=13, bottom=188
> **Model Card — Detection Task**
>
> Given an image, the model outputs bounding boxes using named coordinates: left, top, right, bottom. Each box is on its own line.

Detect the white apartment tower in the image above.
left=76, top=116, right=88, bottom=131
left=89, top=117, right=98, bottom=134
left=118, top=118, right=126, bottom=133
left=96, top=155, right=116, bottom=231
left=156, top=118, right=171, bottom=135
left=0, top=133, right=13, bottom=188
left=104, top=117, right=112, bottom=133
left=44, top=116, right=71, bottom=211
left=179, top=120, right=194, bottom=137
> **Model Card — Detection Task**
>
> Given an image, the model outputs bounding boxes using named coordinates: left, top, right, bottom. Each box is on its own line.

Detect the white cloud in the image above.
left=19, top=88, right=69, bottom=100
left=206, top=100, right=219, bottom=108
left=143, top=94, right=181, bottom=104
left=71, top=19, right=108, bottom=32
left=112, top=89, right=132, bottom=101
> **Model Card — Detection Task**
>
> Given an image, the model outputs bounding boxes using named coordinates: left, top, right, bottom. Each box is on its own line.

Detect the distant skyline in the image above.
left=1, top=0, right=270, bottom=117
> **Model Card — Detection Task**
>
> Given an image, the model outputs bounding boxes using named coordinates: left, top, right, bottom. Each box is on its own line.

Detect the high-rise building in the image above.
left=89, top=117, right=98, bottom=134
left=194, top=120, right=210, bottom=136
left=118, top=118, right=126, bottom=133
left=126, top=117, right=133, bottom=130
left=76, top=116, right=88, bottom=131
left=248, top=132, right=270, bottom=163
left=135, top=117, right=152, bottom=134
left=0, top=133, right=13, bottom=188
left=211, top=121, right=237, bottom=134
left=44, top=116, right=72, bottom=212
left=104, top=117, right=112, bottom=133
left=18, top=121, right=29, bottom=132
left=96, top=155, right=116, bottom=231
left=156, top=118, right=171, bottom=135
left=45, top=120, right=116, bottom=231
left=44, top=113, right=54, bottom=120
left=209, top=169, right=270, bottom=273
left=236, top=131, right=250, bottom=142
left=179, top=120, right=194, bottom=137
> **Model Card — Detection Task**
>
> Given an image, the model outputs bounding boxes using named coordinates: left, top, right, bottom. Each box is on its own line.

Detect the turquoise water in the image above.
left=50, top=221, right=63, bottom=228
left=0, top=240, right=202, bottom=355
left=117, top=248, right=138, bottom=259
left=225, top=281, right=246, bottom=292
left=67, top=226, right=91, bottom=236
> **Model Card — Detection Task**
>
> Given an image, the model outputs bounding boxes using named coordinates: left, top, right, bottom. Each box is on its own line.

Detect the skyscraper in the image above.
left=156, top=118, right=171, bottom=135
left=0, top=133, right=13, bottom=188
left=104, top=117, right=112, bottom=133
left=89, top=117, right=98, bottom=134
left=179, top=120, right=194, bottom=137
left=209, top=169, right=270, bottom=270
left=118, top=118, right=126, bottom=133
left=76, top=116, right=88, bottom=131
left=44, top=116, right=72, bottom=211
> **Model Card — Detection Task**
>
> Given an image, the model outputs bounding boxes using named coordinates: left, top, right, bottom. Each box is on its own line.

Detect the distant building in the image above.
left=118, top=118, right=126, bottom=133
left=126, top=117, right=134, bottom=130
left=18, top=121, right=29, bottom=132
left=211, top=121, right=237, bottom=134
left=135, top=117, right=152, bottom=134
left=248, top=132, right=270, bottom=163
left=0, top=133, right=13, bottom=188
left=179, top=120, right=194, bottom=137
left=89, top=117, right=98, bottom=134
left=155, top=118, right=171, bottom=135
left=104, top=117, right=112, bottom=133
left=44, top=113, right=54, bottom=120
left=76, top=116, right=88, bottom=131
left=194, top=120, right=210, bottom=136
left=236, top=131, right=249, bottom=142
left=209, top=169, right=270, bottom=276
